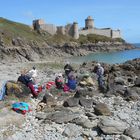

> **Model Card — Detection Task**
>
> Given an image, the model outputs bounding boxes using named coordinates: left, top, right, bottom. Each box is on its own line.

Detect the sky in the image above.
left=0, top=0, right=140, bottom=43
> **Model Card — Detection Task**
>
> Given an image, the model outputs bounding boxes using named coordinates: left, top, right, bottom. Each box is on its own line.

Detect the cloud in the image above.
left=23, top=11, right=34, bottom=19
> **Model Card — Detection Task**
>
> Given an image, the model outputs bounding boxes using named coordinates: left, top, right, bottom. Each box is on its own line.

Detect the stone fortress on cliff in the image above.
left=33, top=16, right=121, bottom=39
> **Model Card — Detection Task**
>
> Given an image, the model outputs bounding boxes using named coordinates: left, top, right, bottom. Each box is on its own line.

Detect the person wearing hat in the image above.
left=96, top=63, right=105, bottom=91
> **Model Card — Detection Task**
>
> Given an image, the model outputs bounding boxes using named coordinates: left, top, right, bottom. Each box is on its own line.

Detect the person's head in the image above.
left=65, top=60, right=70, bottom=65
left=58, top=73, right=62, bottom=77
left=97, top=63, right=101, bottom=68
left=33, top=66, right=36, bottom=70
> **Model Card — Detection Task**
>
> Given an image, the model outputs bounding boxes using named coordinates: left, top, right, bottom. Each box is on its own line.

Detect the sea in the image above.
left=69, top=43, right=140, bottom=64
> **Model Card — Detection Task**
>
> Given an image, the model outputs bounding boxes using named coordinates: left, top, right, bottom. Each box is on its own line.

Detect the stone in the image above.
left=72, top=117, right=97, bottom=129
left=46, top=110, right=80, bottom=124
left=63, top=97, right=79, bottom=107
left=0, top=107, right=25, bottom=127
left=135, top=77, right=140, bottom=87
left=6, top=81, right=30, bottom=100
left=35, top=112, right=47, bottom=120
left=62, top=123, right=82, bottom=137
left=98, top=118, right=127, bottom=134
left=119, top=135, right=132, bottom=140
left=74, top=88, right=93, bottom=98
left=124, top=127, right=140, bottom=139
left=94, top=103, right=111, bottom=116
left=79, top=98, right=93, bottom=108
left=124, top=89, right=139, bottom=101
left=117, top=113, right=129, bottom=120
left=42, top=93, right=57, bottom=107
left=115, top=77, right=125, bottom=85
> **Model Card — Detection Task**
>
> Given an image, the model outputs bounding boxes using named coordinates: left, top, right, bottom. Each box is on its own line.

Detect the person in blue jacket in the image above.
left=67, top=74, right=77, bottom=90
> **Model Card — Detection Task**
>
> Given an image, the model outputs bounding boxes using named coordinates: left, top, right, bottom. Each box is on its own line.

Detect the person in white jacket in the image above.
left=28, top=66, right=37, bottom=83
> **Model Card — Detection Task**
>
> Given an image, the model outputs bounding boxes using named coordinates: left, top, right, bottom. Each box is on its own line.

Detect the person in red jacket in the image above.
left=55, top=73, right=64, bottom=89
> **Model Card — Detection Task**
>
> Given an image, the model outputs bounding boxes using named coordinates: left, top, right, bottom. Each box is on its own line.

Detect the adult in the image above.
left=28, top=66, right=38, bottom=83
left=96, top=63, right=105, bottom=91
left=64, top=61, right=73, bottom=77
left=67, top=74, right=77, bottom=90
left=55, top=73, right=64, bottom=89
left=18, top=74, right=39, bottom=97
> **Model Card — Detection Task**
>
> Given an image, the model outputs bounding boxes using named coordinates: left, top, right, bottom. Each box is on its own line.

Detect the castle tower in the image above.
left=33, top=19, right=45, bottom=30
left=85, top=16, right=94, bottom=29
left=73, top=22, right=79, bottom=39
left=57, top=26, right=65, bottom=35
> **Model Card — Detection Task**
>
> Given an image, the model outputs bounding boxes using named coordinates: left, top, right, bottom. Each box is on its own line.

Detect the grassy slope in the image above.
left=0, top=17, right=50, bottom=46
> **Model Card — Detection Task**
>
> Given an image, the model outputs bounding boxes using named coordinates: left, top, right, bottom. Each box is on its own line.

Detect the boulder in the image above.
left=79, top=98, right=93, bottom=108
left=119, top=135, right=132, bottom=140
left=98, top=118, right=127, bottom=134
left=124, top=127, right=140, bottom=139
left=0, top=107, right=25, bottom=127
left=72, top=117, right=97, bottom=129
left=63, top=97, right=79, bottom=107
left=114, top=77, right=125, bottom=85
left=46, top=110, right=80, bottom=124
left=94, top=103, right=111, bottom=116
left=74, top=88, right=93, bottom=98
left=6, top=81, right=31, bottom=100
left=135, top=77, right=140, bottom=87
left=62, top=123, right=82, bottom=137
left=124, top=88, right=139, bottom=101
left=42, top=93, right=57, bottom=107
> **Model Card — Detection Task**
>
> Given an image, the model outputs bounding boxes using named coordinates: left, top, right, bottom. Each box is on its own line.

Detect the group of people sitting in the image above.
left=17, top=62, right=105, bottom=98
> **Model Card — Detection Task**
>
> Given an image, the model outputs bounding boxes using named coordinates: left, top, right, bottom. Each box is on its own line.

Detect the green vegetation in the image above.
left=78, top=34, right=125, bottom=44
left=0, top=17, right=50, bottom=46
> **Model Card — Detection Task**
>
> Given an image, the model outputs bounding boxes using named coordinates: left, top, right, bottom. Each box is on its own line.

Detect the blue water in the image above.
left=69, top=43, right=140, bottom=64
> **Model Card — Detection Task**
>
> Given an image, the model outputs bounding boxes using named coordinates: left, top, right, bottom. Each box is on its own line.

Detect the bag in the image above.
left=12, top=102, right=31, bottom=115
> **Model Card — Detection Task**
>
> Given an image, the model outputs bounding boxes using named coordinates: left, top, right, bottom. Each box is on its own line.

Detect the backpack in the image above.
left=12, top=102, right=31, bottom=115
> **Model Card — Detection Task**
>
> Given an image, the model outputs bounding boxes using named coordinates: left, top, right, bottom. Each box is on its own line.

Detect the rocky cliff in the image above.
left=0, top=18, right=135, bottom=62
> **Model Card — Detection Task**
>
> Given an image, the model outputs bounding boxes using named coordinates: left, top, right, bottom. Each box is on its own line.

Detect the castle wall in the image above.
left=112, top=30, right=121, bottom=38
left=39, top=24, right=57, bottom=35
left=93, top=28, right=112, bottom=37
left=79, top=28, right=121, bottom=38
